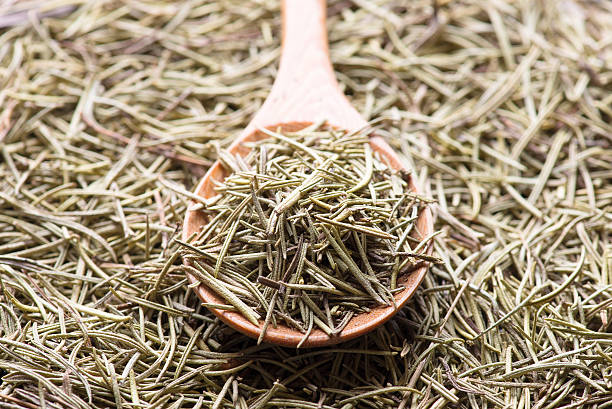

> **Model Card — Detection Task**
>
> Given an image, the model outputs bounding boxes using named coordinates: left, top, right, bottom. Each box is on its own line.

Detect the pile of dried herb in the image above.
left=180, top=125, right=433, bottom=344
left=1, top=0, right=611, bottom=408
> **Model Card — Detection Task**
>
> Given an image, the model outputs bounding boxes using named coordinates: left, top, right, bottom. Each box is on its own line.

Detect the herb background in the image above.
left=0, top=1, right=611, bottom=408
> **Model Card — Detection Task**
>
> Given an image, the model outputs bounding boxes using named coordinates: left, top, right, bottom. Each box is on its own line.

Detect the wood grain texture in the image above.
left=183, top=0, right=433, bottom=347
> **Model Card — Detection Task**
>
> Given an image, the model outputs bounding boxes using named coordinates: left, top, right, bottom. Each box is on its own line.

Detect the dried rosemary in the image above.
left=180, top=125, right=434, bottom=343
left=0, top=0, right=611, bottom=408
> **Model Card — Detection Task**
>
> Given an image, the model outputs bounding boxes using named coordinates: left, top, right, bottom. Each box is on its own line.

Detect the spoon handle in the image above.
left=277, top=0, right=337, bottom=93
left=249, top=0, right=366, bottom=132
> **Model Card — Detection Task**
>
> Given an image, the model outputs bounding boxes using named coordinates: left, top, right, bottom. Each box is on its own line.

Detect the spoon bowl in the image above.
left=183, top=0, right=433, bottom=347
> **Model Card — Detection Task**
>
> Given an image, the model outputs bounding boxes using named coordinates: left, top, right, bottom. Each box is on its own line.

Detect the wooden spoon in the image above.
left=182, top=0, right=433, bottom=347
